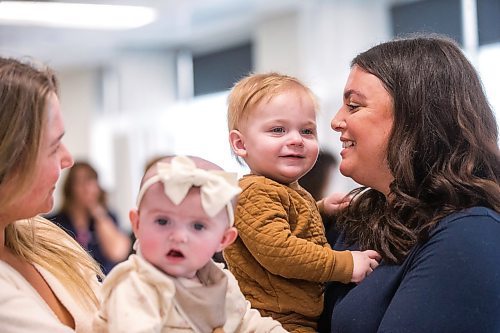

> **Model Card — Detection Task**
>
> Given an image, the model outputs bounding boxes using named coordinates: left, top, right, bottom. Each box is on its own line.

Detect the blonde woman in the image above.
left=0, top=57, right=102, bottom=332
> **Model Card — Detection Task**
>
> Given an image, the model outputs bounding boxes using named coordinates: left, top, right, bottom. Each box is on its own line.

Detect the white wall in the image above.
left=478, top=43, right=500, bottom=137
left=298, top=0, right=391, bottom=194
left=54, top=68, right=99, bottom=211
left=254, top=11, right=301, bottom=77
left=55, top=50, right=179, bottom=228
left=54, top=0, right=434, bottom=227
left=58, top=68, right=98, bottom=161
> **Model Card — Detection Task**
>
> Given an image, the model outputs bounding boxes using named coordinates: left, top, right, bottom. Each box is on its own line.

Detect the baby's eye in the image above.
left=192, top=222, right=206, bottom=231
left=155, top=218, right=169, bottom=226
left=301, top=128, right=315, bottom=135
left=271, top=127, right=285, bottom=133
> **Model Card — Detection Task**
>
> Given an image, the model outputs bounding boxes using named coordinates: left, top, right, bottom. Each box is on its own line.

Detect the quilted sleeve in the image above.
left=236, top=182, right=353, bottom=283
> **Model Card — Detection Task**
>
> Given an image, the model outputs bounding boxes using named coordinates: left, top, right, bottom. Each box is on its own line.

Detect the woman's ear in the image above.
left=129, top=208, right=140, bottom=238
left=229, top=130, right=247, bottom=158
left=218, top=227, right=238, bottom=251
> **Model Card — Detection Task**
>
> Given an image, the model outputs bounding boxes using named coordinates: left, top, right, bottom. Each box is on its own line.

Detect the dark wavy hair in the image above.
left=337, top=35, right=500, bottom=263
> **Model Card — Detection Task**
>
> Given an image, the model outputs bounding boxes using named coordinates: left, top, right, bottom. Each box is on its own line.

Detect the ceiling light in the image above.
left=0, top=1, right=157, bottom=30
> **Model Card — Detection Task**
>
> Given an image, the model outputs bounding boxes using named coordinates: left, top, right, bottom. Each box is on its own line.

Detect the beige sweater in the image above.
left=94, top=254, right=287, bottom=333
left=224, top=175, right=353, bottom=332
left=0, top=259, right=99, bottom=333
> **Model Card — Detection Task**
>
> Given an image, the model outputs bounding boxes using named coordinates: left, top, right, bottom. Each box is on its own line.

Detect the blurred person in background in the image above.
left=49, top=161, right=131, bottom=275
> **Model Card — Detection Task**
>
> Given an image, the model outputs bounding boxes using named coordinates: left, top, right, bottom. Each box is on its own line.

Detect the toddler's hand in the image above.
left=350, top=250, right=381, bottom=283
left=322, top=192, right=351, bottom=215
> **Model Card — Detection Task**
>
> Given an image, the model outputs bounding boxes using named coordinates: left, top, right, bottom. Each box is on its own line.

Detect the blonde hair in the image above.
left=0, top=57, right=102, bottom=310
left=5, top=217, right=103, bottom=309
left=227, top=72, right=318, bottom=132
left=227, top=72, right=318, bottom=163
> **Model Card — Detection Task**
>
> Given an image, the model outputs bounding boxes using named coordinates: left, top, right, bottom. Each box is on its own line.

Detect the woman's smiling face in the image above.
left=331, top=65, right=394, bottom=195
left=2, top=93, right=73, bottom=222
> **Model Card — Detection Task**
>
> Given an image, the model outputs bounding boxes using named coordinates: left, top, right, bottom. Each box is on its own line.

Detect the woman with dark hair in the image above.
left=320, top=35, right=500, bottom=332
left=50, top=161, right=130, bottom=274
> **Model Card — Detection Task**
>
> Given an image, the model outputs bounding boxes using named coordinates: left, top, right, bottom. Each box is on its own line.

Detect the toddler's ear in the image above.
left=229, top=130, right=247, bottom=158
left=218, top=227, right=238, bottom=251
left=129, top=208, right=140, bottom=238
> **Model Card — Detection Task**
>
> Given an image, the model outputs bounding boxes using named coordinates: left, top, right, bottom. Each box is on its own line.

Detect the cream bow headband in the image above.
left=136, top=156, right=241, bottom=226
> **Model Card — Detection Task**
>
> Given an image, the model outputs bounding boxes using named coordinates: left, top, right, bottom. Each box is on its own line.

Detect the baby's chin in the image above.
left=160, top=265, right=199, bottom=280
left=175, top=271, right=200, bottom=281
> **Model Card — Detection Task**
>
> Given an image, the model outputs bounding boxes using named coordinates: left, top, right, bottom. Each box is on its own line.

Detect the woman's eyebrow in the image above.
left=50, top=132, right=65, bottom=146
left=344, top=89, right=366, bottom=101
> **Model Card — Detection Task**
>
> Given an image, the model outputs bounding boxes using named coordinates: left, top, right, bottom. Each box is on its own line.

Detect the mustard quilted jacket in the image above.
left=224, top=175, right=353, bottom=331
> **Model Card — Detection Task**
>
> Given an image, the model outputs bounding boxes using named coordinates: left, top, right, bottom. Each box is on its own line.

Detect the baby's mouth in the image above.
left=282, top=154, right=304, bottom=158
left=167, top=249, right=184, bottom=258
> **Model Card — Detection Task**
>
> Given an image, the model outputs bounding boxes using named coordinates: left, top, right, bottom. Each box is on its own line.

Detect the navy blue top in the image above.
left=48, top=211, right=120, bottom=275
left=319, top=207, right=500, bottom=333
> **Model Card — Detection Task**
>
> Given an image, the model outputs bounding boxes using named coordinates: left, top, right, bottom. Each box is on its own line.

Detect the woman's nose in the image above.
left=61, top=143, right=74, bottom=169
left=331, top=109, right=346, bottom=132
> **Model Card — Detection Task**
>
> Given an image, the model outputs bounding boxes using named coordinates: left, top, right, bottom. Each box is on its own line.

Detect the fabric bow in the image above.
left=136, top=156, right=241, bottom=225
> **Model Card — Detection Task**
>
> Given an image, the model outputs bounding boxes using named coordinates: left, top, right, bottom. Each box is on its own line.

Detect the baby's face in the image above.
left=134, top=183, right=230, bottom=279
left=237, top=87, right=319, bottom=184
